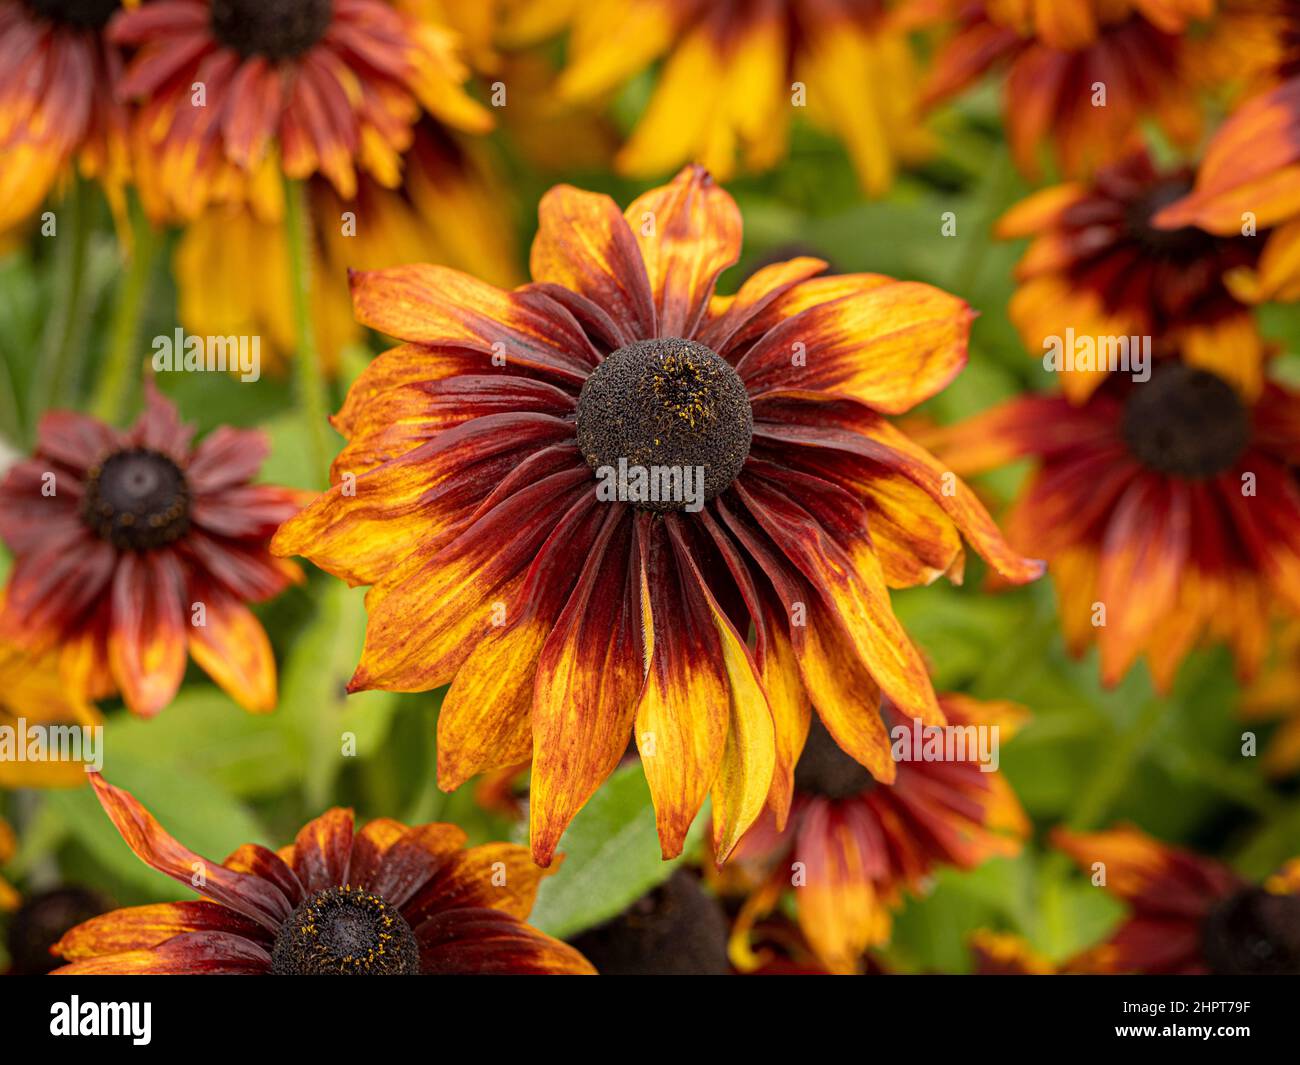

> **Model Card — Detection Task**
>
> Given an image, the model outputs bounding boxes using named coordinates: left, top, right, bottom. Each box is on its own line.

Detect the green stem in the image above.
left=282, top=176, right=331, bottom=488
left=90, top=194, right=158, bottom=424
left=32, top=178, right=92, bottom=426
left=1069, top=696, right=1171, bottom=830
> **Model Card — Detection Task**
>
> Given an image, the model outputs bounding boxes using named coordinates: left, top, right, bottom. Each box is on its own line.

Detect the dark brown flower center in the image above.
left=22, top=0, right=119, bottom=29
left=1126, top=179, right=1216, bottom=258
left=210, top=0, right=333, bottom=61
left=794, top=715, right=875, bottom=799
left=7, top=887, right=109, bottom=976
left=1121, top=365, right=1250, bottom=479
left=81, top=448, right=191, bottom=550
left=1202, top=887, right=1300, bottom=976
left=270, top=885, right=420, bottom=976
left=576, top=338, right=752, bottom=512
left=567, top=869, right=730, bottom=975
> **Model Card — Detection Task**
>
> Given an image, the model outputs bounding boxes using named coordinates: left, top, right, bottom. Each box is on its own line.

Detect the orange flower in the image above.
left=712, top=693, right=1029, bottom=974
left=923, top=0, right=1211, bottom=177
left=1055, top=824, right=1300, bottom=974
left=50, top=774, right=594, bottom=974
left=0, top=640, right=101, bottom=788
left=997, top=149, right=1267, bottom=403
left=934, top=363, right=1300, bottom=691
left=110, top=0, right=492, bottom=219
left=0, top=384, right=304, bottom=715
left=174, top=123, right=521, bottom=378
left=273, top=164, right=1041, bottom=867
left=503, top=0, right=932, bottom=195
left=0, top=0, right=132, bottom=229
left=1155, top=2, right=1300, bottom=302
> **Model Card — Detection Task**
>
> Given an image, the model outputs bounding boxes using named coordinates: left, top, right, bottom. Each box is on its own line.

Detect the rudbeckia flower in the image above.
left=51, top=775, right=593, bottom=974
left=922, top=0, right=1209, bottom=177
left=273, top=164, right=1042, bottom=866
left=712, top=693, right=1029, bottom=974
left=1155, top=2, right=1300, bottom=302
left=1055, top=824, right=1300, bottom=975
left=0, top=0, right=131, bottom=229
left=568, top=868, right=733, bottom=975
left=110, top=0, right=492, bottom=220
left=934, top=363, right=1300, bottom=691
left=501, top=0, right=932, bottom=195
left=0, top=384, right=304, bottom=716
left=998, top=150, right=1267, bottom=403
left=0, top=641, right=101, bottom=788
left=175, top=123, right=521, bottom=378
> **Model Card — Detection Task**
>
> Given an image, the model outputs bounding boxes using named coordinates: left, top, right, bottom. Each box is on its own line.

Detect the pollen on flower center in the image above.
left=794, top=715, right=875, bottom=799
left=1125, top=179, right=1215, bottom=258
left=575, top=338, right=752, bottom=512
left=23, top=0, right=119, bottom=29
left=269, top=885, right=420, bottom=976
left=81, top=448, right=192, bottom=550
left=1201, top=887, right=1300, bottom=976
left=1120, top=365, right=1249, bottom=479
left=210, top=0, right=334, bottom=61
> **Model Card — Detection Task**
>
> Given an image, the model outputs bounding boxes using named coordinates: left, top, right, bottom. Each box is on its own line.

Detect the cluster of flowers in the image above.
left=0, top=0, right=1297, bottom=976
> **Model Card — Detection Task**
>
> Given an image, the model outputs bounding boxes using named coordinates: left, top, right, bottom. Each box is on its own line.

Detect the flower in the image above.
left=174, top=123, right=521, bottom=378
left=0, top=639, right=101, bottom=788
left=0, top=0, right=131, bottom=229
left=110, top=0, right=493, bottom=220
left=933, top=363, right=1300, bottom=691
left=1155, top=1, right=1300, bottom=303
left=50, top=774, right=594, bottom=974
left=567, top=868, right=732, bottom=975
left=273, top=164, right=1042, bottom=866
left=997, top=149, right=1267, bottom=404
left=0, top=383, right=304, bottom=716
left=922, top=0, right=1210, bottom=178
left=711, top=693, right=1029, bottom=974
left=502, top=0, right=932, bottom=195
left=1054, top=824, right=1300, bottom=974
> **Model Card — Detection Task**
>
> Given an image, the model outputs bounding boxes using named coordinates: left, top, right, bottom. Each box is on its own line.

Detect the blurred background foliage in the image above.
left=2, top=55, right=1299, bottom=975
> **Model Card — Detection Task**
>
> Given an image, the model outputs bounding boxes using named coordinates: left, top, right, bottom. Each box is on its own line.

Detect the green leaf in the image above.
left=527, top=764, right=706, bottom=939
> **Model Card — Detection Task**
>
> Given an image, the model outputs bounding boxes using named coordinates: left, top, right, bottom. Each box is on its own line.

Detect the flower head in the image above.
left=505, top=0, right=932, bottom=195
left=935, top=363, right=1300, bottom=691
left=712, top=693, right=1029, bottom=973
left=0, top=0, right=131, bottom=228
left=998, top=150, right=1267, bottom=403
left=0, top=384, right=304, bottom=715
left=50, top=774, right=593, bottom=974
left=111, top=0, right=493, bottom=219
left=273, top=164, right=1042, bottom=866
left=1055, top=824, right=1300, bottom=975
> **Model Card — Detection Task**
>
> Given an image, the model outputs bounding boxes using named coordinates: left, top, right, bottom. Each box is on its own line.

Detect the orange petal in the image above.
left=54, top=901, right=269, bottom=962
left=187, top=583, right=277, bottom=713
left=107, top=551, right=188, bottom=717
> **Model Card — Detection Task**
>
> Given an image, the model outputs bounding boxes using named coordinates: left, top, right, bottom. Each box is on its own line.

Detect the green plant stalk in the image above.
left=91, top=193, right=159, bottom=424
left=32, top=177, right=92, bottom=427
left=282, top=176, right=331, bottom=488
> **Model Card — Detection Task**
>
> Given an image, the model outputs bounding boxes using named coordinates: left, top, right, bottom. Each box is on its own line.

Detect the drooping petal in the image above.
left=54, top=901, right=271, bottom=962
left=529, top=506, right=645, bottom=865
left=437, top=495, right=606, bottom=791
left=107, top=550, right=188, bottom=717
left=416, top=908, right=595, bottom=974
left=187, top=581, right=278, bottom=713
left=88, top=774, right=291, bottom=930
